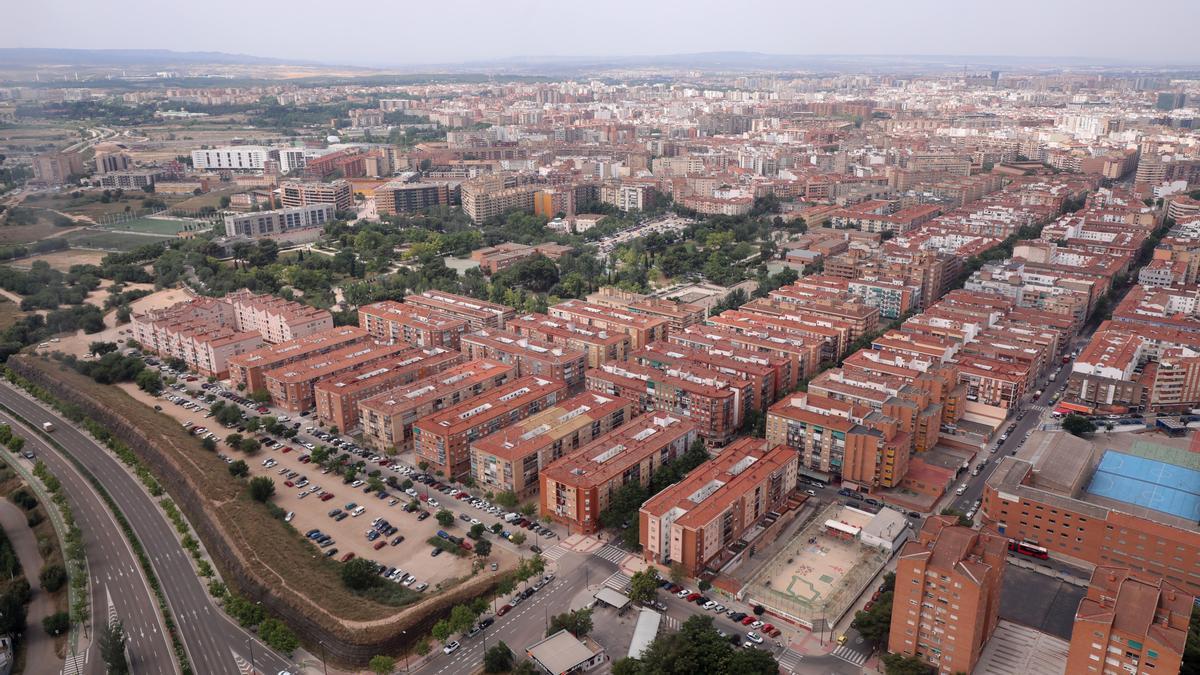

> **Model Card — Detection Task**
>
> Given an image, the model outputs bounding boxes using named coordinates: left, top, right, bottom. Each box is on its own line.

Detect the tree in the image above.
left=628, top=568, right=661, bottom=604
left=228, top=460, right=249, bottom=478
left=509, top=531, right=526, bottom=546
left=239, top=437, right=261, bottom=454
left=547, top=608, right=593, bottom=637
left=483, top=641, right=514, bottom=673
left=249, top=476, right=276, bottom=502
left=495, top=491, right=519, bottom=508
left=1062, top=414, right=1096, bottom=436
left=431, top=619, right=452, bottom=642
left=201, top=436, right=217, bottom=452
left=474, top=539, right=492, bottom=557
left=939, top=507, right=973, bottom=527
left=882, top=653, right=936, bottom=675
left=469, top=523, right=486, bottom=540
left=258, top=617, right=299, bottom=654
left=449, top=604, right=477, bottom=633
left=89, top=341, right=118, bottom=356
left=39, top=563, right=68, bottom=592
left=341, top=558, right=379, bottom=591
left=851, top=585, right=895, bottom=647
left=100, top=620, right=129, bottom=675
left=669, top=562, right=686, bottom=585
left=225, top=433, right=243, bottom=448
left=368, top=655, right=396, bottom=674
left=435, top=509, right=455, bottom=528
left=633, top=614, right=778, bottom=675
left=43, top=611, right=70, bottom=635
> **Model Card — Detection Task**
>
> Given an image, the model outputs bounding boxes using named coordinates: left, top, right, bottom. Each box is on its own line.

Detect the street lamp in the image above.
left=248, top=601, right=262, bottom=673
left=401, top=630, right=409, bottom=673
left=318, top=640, right=328, bottom=675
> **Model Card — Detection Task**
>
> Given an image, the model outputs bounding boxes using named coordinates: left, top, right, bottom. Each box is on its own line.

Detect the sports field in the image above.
left=742, top=503, right=888, bottom=630
left=61, top=229, right=175, bottom=251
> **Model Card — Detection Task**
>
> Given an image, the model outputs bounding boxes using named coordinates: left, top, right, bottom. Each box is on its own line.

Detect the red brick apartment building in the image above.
left=743, top=295, right=880, bottom=344
left=539, top=415, right=699, bottom=534
left=708, top=309, right=847, bottom=363
left=357, top=360, right=515, bottom=453
left=461, top=329, right=587, bottom=393
left=981, top=432, right=1200, bottom=596
left=470, top=391, right=634, bottom=498
left=671, top=323, right=819, bottom=382
left=358, top=300, right=467, bottom=350
left=888, top=516, right=1007, bottom=675
left=312, top=347, right=463, bottom=431
left=412, top=376, right=568, bottom=479
left=403, top=290, right=515, bottom=330
left=1065, top=568, right=1192, bottom=675
left=263, top=342, right=412, bottom=412
left=225, top=289, right=333, bottom=343
left=585, top=361, right=749, bottom=448
left=227, top=326, right=370, bottom=393
left=639, top=439, right=798, bottom=577
left=586, top=287, right=707, bottom=333
left=508, top=312, right=631, bottom=368
left=633, top=342, right=781, bottom=412
left=548, top=299, right=669, bottom=349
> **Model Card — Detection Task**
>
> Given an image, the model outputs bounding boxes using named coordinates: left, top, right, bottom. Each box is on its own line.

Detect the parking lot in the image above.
left=118, top=366, right=562, bottom=594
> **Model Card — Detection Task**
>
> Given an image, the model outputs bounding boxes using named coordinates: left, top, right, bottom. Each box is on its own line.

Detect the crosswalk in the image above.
left=661, top=613, right=680, bottom=631
left=594, top=543, right=627, bottom=565
left=541, top=544, right=566, bottom=561
left=603, top=570, right=631, bottom=592
left=61, top=652, right=86, bottom=675
left=832, top=644, right=869, bottom=666
left=776, top=648, right=804, bottom=673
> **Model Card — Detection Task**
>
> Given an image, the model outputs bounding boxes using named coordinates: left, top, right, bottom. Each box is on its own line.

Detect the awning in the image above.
left=824, top=519, right=861, bottom=536
left=799, top=467, right=832, bottom=482
left=593, top=587, right=630, bottom=609
left=1057, top=401, right=1094, bottom=414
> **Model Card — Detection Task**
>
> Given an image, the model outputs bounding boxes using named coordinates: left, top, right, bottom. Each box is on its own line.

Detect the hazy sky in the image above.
left=4, top=0, right=1199, bottom=66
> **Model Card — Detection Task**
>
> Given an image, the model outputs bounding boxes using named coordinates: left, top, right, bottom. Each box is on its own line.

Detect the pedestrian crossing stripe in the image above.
left=542, top=545, right=566, bottom=561
left=594, top=544, right=627, bottom=564
left=832, top=645, right=868, bottom=665
left=776, top=648, right=804, bottom=673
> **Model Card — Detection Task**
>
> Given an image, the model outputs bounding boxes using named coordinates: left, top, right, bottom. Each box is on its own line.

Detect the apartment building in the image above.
left=132, top=292, right=332, bottom=378
left=94, top=170, right=161, bottom=190
left=470, top=242, right=574, bottom=275
left=633, top=342, right=780, bottom=412
left=357, top=360, right=515, bottom=453
left=461, top=329, right=587, bottom=392
left=888, top=516, right=1007, bottom=675
left=981, top=431, right=1200, bottom=596
left=412, top=376, right=568, bottom=479
left=1065, top=568, right=1192, bottom=675
left=470, top=391, right=635, bottom=498
left=222, top=204, right=335, bottom=244
left=263, top=342, right=412, bottom=412
left=639, top=439, right=798, bottom=576
left=31, top=150, right=84, bottom=184
left=312, top=347, right=463, bottom=431
left=508, top=312, right=631, bottom=368
left=279, top=179, right=353, bottom=211
left=586, top=287, right=707, bottom=333
left=191, top=145, right=269, bottom=171
left=401, top=291, right=513, bottom=331
left=227, top=326, right=369, bottom=393
left=539, top=415, right=699, bottom=534
left=708, top=309, right=847, bottom=363
left=461, top=175, right=538, bottom=223
left=225, top=289, right=333, bottom=343
left=586, top=360, right=748, bottom=448
left=549, top=299, right=669, bottom=350
left=743, top=295, right=880, bottom=344
left=671, top=323, right=819, bottom=382
left=375, top=181, right=450, bottom=215
left=358, top=300, right=467, bottom=350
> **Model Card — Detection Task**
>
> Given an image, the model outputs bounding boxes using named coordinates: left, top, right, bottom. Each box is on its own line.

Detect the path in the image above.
left=0, top=499, right=63, bottom=674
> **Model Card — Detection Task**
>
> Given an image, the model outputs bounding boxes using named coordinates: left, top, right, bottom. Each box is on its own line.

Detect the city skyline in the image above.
left=3, top=0, right=1200, bottom=67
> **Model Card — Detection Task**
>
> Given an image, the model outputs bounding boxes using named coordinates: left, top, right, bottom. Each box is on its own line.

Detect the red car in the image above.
left=456, top=491, right=469, bottom=499
left=741, top=616, right=755, bottom=626
left=373, top=540, right=387, bottom=550
left=461, top=540, right=473, bottom=551
left=320, top=493, right=334, bottom=502
left=299, top=456, right=311, bottom=464
left=340, top=552, right=355, bottom=562
left=768, top=628, right=782, bottom=638
left=763, top=624, right=775, bottom=633
left=686, top=593, right=701, bottom=602
left=281, top=447, right=292, bottom=454
left=257, top=406, right=269, bottom=414
left=863, top=601, right=874, bottom=611
left=284, top=480, right=295, bottom=487
left=497, top=604, right=512, bottom=617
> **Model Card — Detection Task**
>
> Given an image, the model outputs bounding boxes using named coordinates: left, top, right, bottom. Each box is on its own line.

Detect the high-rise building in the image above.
left=358, top=301, right=467, bottom=350
left=888, top=516, right=1007, bottom=674
left=1065, top=567, right=1192, bottom=675
left=191, top=146, right=269, bottom=171
left=279, top=179, right=353, bottom=211
left=31, top=151, right=84, bottom=185
left=375, top=182, right=449, bottom=215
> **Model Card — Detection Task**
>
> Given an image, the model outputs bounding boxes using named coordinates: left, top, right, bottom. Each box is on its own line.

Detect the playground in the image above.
left=742, top=503, right=887, bottom=629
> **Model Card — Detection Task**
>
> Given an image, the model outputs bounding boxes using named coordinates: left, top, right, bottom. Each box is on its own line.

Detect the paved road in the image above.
left=0, top=383, right=294, bottom=675
left=0, top=407, right=174, bottom=675
left=0, top=500, right=62, bottom=674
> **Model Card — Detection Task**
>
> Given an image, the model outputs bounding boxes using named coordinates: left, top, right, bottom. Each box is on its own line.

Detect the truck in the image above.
left=41, top=422, right=55, bottom=433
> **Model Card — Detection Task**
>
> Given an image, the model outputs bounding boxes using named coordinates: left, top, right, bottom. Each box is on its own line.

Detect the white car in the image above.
left=443, top=641, right=460, bottom=655
left=703, top=601, right=717, bottom=610
left=677, top=589, right=692, bottom=598
left=745, top=631, right=763, bottom=644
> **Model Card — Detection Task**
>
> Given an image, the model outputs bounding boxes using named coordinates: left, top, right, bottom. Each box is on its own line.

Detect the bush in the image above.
left=249, top=476, right=275, bottom=502
left=228, top=460, right=249, bottom=478
left=40, top=563, right=68, bottom=592
left=42, top=611, right=70, bottom=636
left=341, top=557, right=379, bottom=590
left=257, top=617, right=298, bottom=655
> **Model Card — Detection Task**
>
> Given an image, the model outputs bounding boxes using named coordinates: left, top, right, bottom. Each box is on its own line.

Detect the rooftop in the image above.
left=1086, top=450, right=1200, bottom=522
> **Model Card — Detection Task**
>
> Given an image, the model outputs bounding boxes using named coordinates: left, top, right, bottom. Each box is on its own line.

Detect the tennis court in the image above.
left=1087, top=450, right=1200, bottom=521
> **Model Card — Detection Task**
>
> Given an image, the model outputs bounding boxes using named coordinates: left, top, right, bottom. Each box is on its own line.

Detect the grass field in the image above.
left=60, top=229, right=174, bottom=251
left=0, top=297, right=22, bottom=330
left=24, top=195, right=180, bottom=222
left=0, top=222, right=68, bottom=245
left=99, top=216, right=190, bottom=235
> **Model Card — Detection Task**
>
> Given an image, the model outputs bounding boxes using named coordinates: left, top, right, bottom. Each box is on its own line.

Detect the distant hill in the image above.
left=0, top=48, right=314, bottom=67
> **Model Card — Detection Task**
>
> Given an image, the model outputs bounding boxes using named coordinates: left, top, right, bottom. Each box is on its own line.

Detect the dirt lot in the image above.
left=116, top=382, right=511, bottom=593
left=47, top=287, right=188, bottom=358
left=0, top=221, right=71, bottom=245
left=7, top=249, right=108, bottom=271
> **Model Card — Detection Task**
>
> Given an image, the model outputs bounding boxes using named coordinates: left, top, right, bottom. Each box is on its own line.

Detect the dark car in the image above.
left=478, top=616, right=494, bottom=629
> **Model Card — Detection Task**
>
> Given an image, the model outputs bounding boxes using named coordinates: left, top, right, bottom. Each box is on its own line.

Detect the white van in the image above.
left=504, top=512, right=520, bottom=523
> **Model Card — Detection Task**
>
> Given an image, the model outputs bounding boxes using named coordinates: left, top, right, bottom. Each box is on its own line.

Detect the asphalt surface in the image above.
left=0, top=382, right=293, bottom=675
left=0, top=404, right=174, bottom=675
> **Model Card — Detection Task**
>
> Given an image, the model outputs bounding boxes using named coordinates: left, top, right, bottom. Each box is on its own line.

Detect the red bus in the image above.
left=1008, top=540, right=1049, bottom=560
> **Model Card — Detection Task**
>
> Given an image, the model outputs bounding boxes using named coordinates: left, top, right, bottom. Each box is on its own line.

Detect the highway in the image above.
left=0, top=403, right=175, bottom=674
left=0, top=382, right=295, bottom=675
